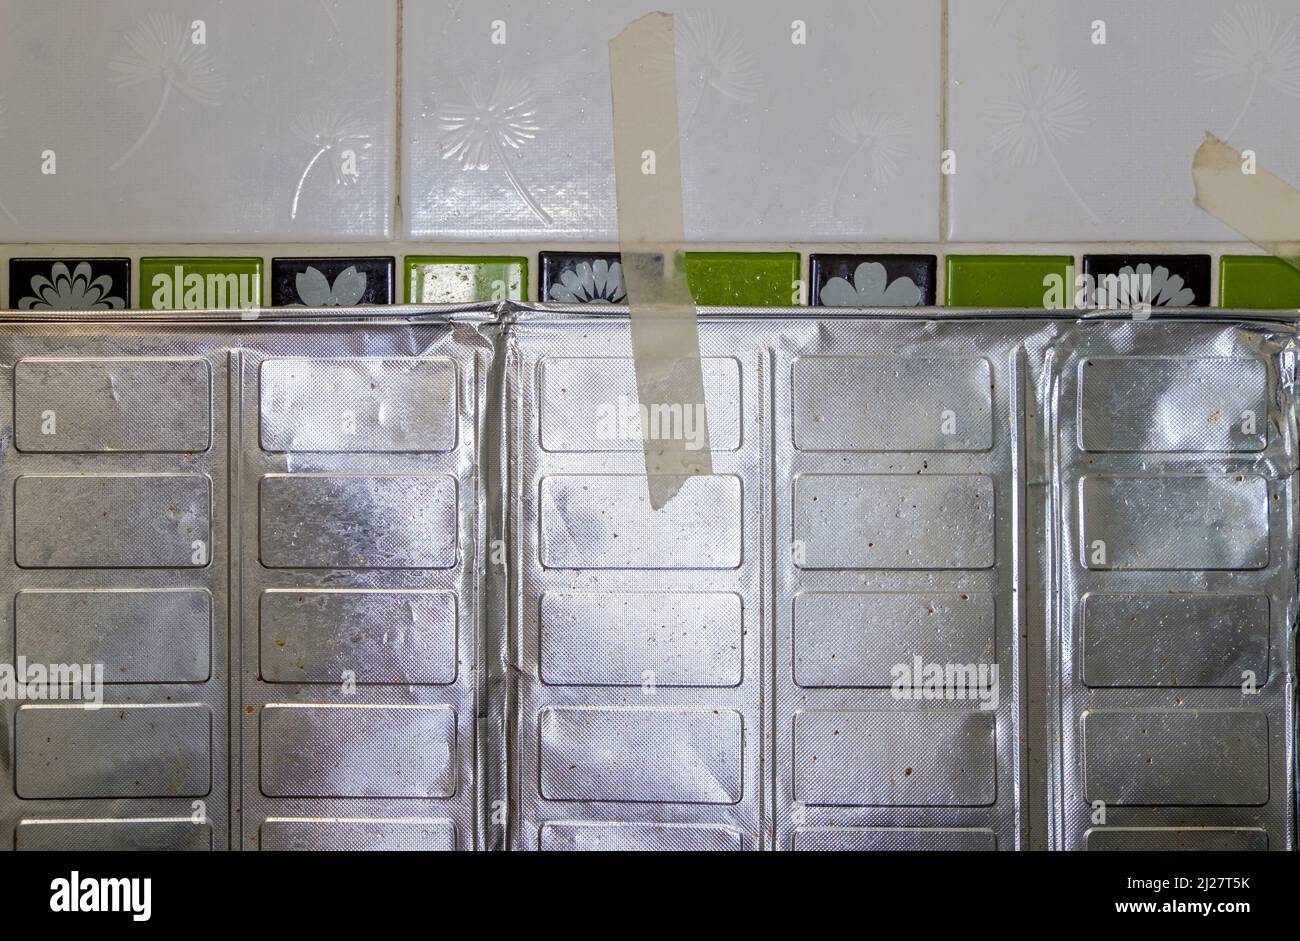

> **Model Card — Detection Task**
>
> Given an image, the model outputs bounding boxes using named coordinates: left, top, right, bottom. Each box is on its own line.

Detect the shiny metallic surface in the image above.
left=1046, top=319, right=1295, bottom=851
left=16, top=588, right=212, bottom=684
left=0, top=304, right=1294, bottom=851
left=234, top=320, right=488, bottom=851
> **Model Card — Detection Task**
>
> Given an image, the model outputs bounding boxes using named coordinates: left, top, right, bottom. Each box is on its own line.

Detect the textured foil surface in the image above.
left=0, top=304, right=1294, bottom=851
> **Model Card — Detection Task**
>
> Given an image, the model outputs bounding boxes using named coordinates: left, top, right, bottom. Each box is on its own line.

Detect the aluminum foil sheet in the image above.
left=1042, top=319, right=1297, bottom=851
left=0, top=307, right=495, bottom=852
left=0, top=304, right=1295, bottom=851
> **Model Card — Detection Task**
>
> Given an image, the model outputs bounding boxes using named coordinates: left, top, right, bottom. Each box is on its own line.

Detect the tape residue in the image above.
left=1193, top=132, right=1300, bottom=268
left=609, top=12, right=712, bottom=510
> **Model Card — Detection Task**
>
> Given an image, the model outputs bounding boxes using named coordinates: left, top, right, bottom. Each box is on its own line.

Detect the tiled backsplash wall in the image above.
left=2, top=0, right=1299, bottom=308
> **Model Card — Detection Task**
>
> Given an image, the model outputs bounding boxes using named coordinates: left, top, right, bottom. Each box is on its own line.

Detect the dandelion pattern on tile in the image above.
left=289, top=111, right=373, bottom=220
left=108, top=12, right=225, bottom=171
left=550, top=260, right=627, bottom=304
left=819, top=262, right=923, bottom=307
left=426, top=72, right=552, bottom=225
left=1196, top=2, right=1300, bottom=139
left=828, top=108, right=910, bottom=219
left=294, top=265, right=367, bottom=307
left=0, top=96, right=16, bottom=225
left=1114, top=264, right=1197, bottom=308
left=671, top=10, right=761, bottom=136
left=985, top=66, right=1100, bottom=226
left=17, top=262, right=126, bottom=311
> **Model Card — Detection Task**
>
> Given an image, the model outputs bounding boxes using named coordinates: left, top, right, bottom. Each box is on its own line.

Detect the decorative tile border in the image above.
left=2, top=245, right=1297, bottom=311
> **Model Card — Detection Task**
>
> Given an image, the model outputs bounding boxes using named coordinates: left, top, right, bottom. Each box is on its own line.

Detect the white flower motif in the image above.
left=550, top=260, right=627, bottom=304
left=425, top=72, right=551, bottom=225
left=0, top=96, right=16, bottom=225
left=295, top=266, right=367, bottom=307
left=663, top=10, right=762, bottom=136
left=1113, top=264, right=1197, bottom=309
left=828, top=108, right=910, bottom=217
left=289, top=111, right=372, bottom=219
left=820, top=263, right=922, bottom=307
left=18, top=262, right=125, bottom=311
left=108, top=12, right=226, bottom=171
left=985, top=66, right=1100, bottom=225
left=1196, top=2, right=1300, bottom=139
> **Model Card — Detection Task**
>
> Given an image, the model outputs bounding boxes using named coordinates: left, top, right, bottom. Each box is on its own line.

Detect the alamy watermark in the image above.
left=1043, top=265, right=1154, bottom=316
left=594, top=395, right=707, bottom=451
left=0, top=657, right=105, bottom=706
left=890, top=656, right=1000, bottom=711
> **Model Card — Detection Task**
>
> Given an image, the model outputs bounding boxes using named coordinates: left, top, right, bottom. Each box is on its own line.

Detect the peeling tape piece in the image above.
left=609, top=12, right=712, bottom=510
left=1193, top=132, right=1300, bottom=269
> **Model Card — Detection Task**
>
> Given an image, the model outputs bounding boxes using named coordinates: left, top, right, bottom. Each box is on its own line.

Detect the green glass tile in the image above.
left=1220, top=256, right=1300, bottom=309
left=684, top=252, right=801, bottom=307
left=946, top=254, right=1073, bottom=308
left=140, top=257, right=263, bottom=310
left=404, top=256, right=527, bottom=304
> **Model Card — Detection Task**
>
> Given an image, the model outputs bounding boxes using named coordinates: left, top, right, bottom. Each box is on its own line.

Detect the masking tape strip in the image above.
left=1193, top=132, right=1300, bottom=268
left=609, top=12, right=712, bottom=510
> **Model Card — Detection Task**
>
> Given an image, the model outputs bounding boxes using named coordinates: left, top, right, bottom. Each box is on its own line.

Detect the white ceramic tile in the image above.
left=948, top=0, right=1300, bottom=242
left=402, top=0, right=941, bottom=242
left=0, top=0, right=394, bottom=242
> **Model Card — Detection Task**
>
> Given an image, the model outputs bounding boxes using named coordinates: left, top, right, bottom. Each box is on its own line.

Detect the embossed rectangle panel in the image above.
left=14, top=357, right=211, bottom=453
left=14, top=474, right=211, bottom=568
left=538, top=357, right=741, bottom=452
left=15, top=704, right=211, bottom=799
left=539, top=592, right=743, bottom=687
left=259, top=590, right=457, bottom=685
left=259, top=474, right=457, bottom=569
left=538, top=707, right=744, bottom=804
left=793, top=592, right=995, bottom=689
left=1081, top=593, right=1269, bottom=688
left=1078, top=475, right=1269, bottom=570
left=259, top=818, right=456, bottom=851
left=538, top=475, right=743, bottom=570
left=15, top=589, right=211, bottom=684
left=793, top=710, right=997, bottom=807
left=792, top=356, right=993, bottom=451
left=792, top=827, right=997, bottom=851
left=539, top=821, right=744, bottom=851
left=259, top=704, right=457, bottom=799
left=15, top=819, right=212, bottom=851
left=1082, top=711, right=1269, bottom=806
left=259, top=358, right=457, bottom=453
left=793, top=474, right=995, bottom=570
left=1078, top=357, right=1267, bottom=453
left=1084, top=828, right=1269, bottom=851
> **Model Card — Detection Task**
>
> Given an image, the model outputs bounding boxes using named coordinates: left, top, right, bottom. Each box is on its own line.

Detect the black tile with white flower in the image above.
left=810, top=254, right=936, bottom=306
left=1082, top=255, right=1210, bottom=308
left=541, top=252, right=627, bottom=304
left=9, top=258, right=130, bottom=310
left=271, top=257, right=394, bottom=307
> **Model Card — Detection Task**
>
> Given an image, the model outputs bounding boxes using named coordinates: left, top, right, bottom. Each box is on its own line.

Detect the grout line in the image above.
left=939, top=0, right=950, bottom=246
left=937, top=0, right=950, bottom=304
left=394, top=0, right=405, bottom=240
